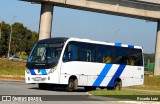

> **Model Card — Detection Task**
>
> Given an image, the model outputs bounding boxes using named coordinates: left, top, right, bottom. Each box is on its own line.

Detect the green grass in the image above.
left=126, top=75, right=160, bottom=91
left=89, top=90, right=151, bottom=95
left=0, top=59, right=25, bottom=76
left=126, top=85, right=160, bottom=91
left=144, top=75, right=160, bottom=86
left=89, top=90, right=159, bottom=100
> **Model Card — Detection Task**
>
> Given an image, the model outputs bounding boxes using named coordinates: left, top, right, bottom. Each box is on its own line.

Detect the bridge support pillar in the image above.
left=154, top=21, right=160, bottom=75
left=39, top=3, right=53, bottom=40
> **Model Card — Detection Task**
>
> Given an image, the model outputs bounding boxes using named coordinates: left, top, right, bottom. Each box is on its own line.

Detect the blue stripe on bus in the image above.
left=107, top=65, right=126, bottom=87
left=115, top=43, right=122, bottom=47
left=40, top=69, right=47, bottom=75
left=29, top=69, right=36, bottom=75
left=128, top=45, right=134, bottom=48
left=92, top=64, right=112, bottom=86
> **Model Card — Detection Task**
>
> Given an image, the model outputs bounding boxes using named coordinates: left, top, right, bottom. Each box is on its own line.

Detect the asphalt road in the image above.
left=0, top=80, right=158, bottom=104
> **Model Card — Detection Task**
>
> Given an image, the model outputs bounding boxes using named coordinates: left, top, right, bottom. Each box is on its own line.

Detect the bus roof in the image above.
left=67, top=37, right=143, bottom=49
left=37, top=37, right=142, bottom=49
left=37, top=37, right=68, bottom=44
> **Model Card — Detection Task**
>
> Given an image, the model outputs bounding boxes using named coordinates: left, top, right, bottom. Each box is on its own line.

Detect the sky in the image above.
left=0, top=0, right=157, bottom=53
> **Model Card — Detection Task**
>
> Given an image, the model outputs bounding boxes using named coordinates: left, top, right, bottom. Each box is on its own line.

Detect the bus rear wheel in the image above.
left=113, top=80, right=122, bottom=90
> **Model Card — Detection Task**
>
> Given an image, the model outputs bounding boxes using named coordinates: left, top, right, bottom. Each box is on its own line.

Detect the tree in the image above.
left=25, top=31, right=38, bottom=55
left=0, top=21, right=10, bottom=57
left=0, top=21, right=38, bottom=57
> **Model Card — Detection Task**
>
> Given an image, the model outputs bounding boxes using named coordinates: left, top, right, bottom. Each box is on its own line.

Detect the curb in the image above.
left=0, top=74, right=24, bottom=78
left=0, top=74, right=25, bottom=82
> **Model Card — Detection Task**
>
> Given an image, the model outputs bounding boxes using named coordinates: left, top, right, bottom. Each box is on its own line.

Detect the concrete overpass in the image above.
left=22, top=0, right=160, bottom=21
left=21, top=0, right=160, bottom=75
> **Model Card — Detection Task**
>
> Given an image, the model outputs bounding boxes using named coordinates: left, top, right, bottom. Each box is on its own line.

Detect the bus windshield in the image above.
left=28, top=43, right=63, bottom=64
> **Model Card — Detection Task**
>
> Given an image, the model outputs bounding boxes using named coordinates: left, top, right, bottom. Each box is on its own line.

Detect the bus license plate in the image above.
left=34, top=77, right=42, bottom=81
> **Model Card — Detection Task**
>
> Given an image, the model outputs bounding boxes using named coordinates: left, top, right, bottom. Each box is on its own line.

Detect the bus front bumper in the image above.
left=25, top=75, right=55, bottom=84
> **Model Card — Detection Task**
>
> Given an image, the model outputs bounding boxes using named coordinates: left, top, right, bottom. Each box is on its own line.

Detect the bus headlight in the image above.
left=26, top=69, right=30, bottom=74
left=49, top=66, right=57, bottom=74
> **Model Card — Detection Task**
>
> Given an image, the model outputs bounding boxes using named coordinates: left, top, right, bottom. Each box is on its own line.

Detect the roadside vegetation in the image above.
left=0, top=58, right=25, bottom=76
left=0, top=21, right=38, bottom=58
left=126, top=75, right=160, bottom=91
left=89, top=90, right=153, bottom=95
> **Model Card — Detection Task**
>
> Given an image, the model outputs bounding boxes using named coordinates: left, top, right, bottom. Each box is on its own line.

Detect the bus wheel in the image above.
left=67, top=79, right=75, bottom=92
left=113, top=80, right=122, bottom=90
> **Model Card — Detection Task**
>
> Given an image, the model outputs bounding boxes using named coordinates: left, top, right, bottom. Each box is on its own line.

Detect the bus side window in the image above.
left=86, top=50, right=91, bottom=62
left=63, top=45, right=71, bottom=62
left=63, top=43, right=78, bottom=62
left=103, top=56, right=112, bottom=63
left=128, top=49, right=143, bottom=66
left=97, top=45, right=113, bottom=64
left=130, top=59, right=135, bottom=65
left=70, top=44, right=78, bottom=61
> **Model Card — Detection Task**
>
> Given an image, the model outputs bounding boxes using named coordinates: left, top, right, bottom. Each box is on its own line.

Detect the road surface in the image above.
left=0, top=80, right=158, bottom=104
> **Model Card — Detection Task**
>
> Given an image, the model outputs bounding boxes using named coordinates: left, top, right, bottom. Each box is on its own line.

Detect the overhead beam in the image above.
left=21, top=0, right=160, bottom=21
left=131, top=0, right=160, bottom=4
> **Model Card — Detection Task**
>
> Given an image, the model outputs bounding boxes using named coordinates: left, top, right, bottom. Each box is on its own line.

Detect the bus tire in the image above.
left=67, top=79, right=75, bottom=92
left=113, top=80, right=122, bottom=90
